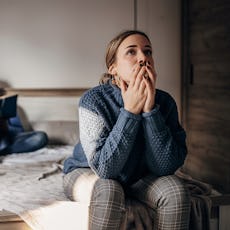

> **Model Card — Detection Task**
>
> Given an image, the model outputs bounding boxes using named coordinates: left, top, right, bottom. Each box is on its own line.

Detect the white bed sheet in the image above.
left=0, top=145, right=216, bottom=230
left=0, top=145, right=90, bottom=229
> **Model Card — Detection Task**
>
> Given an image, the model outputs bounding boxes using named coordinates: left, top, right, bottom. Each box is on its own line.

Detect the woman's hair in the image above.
left=100, top=30, right=151, bottom=84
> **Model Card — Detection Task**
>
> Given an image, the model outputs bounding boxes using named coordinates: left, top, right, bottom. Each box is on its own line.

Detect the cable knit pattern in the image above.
left=79, top=107, right=105, bottom=159
left=63, top=81, right=187, bottom=185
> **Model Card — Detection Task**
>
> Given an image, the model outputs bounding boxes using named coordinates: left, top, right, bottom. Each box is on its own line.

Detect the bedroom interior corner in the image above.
left=0, top=0, right=230, bottom=229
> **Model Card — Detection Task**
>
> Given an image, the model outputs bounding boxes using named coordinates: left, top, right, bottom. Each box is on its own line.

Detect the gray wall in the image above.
left=0, top=0, right=182, bottom=122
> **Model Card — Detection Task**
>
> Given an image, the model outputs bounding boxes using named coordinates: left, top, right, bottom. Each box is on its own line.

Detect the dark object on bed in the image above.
left=0, top=94, right=18, bottom=118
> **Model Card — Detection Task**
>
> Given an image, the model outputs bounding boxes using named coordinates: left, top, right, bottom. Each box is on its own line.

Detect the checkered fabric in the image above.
left=63, top=168, right=190, bottom=230
left=129, top=174, right=191, bottom=229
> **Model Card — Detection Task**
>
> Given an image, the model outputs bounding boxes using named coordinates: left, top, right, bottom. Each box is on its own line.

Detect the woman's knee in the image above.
left=63, top=169, right=125, bottom=208
left=146, top=175, right=191, bottom=230
left=63, top=168, right=98, bottom=203
left=152, top=175, right=190, bottom=209
left=89, top=179, right=125, bottom=229
left=91, top=178, right=125, bottom=207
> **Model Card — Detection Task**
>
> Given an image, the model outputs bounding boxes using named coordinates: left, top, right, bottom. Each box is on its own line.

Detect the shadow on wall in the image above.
left=0, top=80, right=10, bottom=89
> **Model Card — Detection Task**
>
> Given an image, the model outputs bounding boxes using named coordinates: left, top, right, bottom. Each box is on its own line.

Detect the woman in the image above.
left=63, top=30, right=190, bottom=229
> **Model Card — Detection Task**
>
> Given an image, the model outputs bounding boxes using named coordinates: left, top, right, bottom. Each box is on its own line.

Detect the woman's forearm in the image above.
left=80, top=107, right=141, bottom=179
left=142, top=107, right=187, bottom=176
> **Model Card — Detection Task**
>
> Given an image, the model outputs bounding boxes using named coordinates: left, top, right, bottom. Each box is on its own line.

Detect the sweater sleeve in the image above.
left=142, top=99, right=187, bottom=176
left=79, top=106, right=141, bottom=179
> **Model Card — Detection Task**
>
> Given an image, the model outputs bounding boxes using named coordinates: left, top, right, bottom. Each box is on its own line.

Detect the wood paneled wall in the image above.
left=183, top=0, right=230, bottom=193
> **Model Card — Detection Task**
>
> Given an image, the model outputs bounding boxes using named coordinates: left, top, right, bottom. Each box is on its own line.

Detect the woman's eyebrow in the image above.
left=125, top=45, right=152, bottom=49
left=125, top=45, right=137, bottom=49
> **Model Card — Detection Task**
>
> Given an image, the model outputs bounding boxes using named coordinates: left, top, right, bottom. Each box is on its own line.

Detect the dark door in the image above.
left=182, top=0, right=230, bottom=193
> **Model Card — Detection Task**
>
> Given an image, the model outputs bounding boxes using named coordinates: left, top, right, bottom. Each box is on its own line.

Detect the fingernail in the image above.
left=143, top=72, right=149, bottom=79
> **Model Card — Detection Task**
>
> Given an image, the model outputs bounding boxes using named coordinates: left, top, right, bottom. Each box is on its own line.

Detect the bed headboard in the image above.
left=6, top=87, right=89, bottom=145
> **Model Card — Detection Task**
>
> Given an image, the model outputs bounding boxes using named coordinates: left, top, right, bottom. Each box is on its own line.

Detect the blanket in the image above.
left=0, top=147, right=218, bottom=230
left=0, top=145, right=152, bottom=230
left=0, top=146, right=83, bottom=229
left=175, top=169, right=214, bottom=230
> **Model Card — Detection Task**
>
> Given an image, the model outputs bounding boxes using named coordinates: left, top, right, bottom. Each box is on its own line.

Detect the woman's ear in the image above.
left=108, top=65, right=117, bottom=75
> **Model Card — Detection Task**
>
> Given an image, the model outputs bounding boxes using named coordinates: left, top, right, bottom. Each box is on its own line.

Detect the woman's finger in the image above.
left=120, top=79, right=127, bottom=95
left=146, top=65, right=157, bottom=84
left=129, top=63, right=141, bottom=87
left=133, top=64, right=147, bottom=90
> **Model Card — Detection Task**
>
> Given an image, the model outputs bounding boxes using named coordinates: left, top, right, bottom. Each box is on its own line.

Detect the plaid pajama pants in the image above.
left=63, top=168, right=190, bottom=230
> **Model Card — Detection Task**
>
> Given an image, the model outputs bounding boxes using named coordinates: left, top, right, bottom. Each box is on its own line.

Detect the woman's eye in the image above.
left=126, top=49, right=136, bottom=55
left=144, top=49, right=152, bottom=56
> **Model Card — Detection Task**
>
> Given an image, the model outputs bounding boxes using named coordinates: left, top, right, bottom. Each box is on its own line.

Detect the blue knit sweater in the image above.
left=63, top=81, right=187, bottom=185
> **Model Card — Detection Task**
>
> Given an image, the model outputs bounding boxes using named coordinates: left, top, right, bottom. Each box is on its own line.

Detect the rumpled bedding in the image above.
left=0, top=146, right=217, bottom=230
left=175, top=169, right=215, bottom=230
left=0, top=145, right=153, bottom=230
left=0, top=146, right=77, bottom=229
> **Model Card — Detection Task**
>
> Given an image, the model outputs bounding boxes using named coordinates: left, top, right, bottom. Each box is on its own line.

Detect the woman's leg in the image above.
left=63, top=168, right=126, bottom=230
left=129, top=174, right=191, bottom=230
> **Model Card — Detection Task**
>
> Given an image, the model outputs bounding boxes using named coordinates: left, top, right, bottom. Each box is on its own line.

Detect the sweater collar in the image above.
left=108, top=80, right=124, bottom=106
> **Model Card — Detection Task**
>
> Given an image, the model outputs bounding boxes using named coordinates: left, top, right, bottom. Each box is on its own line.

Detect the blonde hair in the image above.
left=100, top=30, right=151, bottom=84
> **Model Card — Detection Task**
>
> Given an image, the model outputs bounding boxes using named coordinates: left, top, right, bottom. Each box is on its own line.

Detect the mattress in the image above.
left=0, top=145, right=219, bottom=230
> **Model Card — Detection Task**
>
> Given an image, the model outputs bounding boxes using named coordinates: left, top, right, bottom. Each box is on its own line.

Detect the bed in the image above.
left=0, top=88, right=229, bottom=230
left=0, top=129, right=227, bottom=230
left=0, top=144, right=156, bottom=230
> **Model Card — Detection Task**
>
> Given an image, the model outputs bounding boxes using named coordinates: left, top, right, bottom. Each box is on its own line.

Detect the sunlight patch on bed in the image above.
left=21, top=201, right=89, bottom=230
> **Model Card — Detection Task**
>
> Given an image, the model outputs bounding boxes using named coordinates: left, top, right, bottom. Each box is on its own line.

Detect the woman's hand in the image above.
left=142, top=64, right=157, bottom=113
left=120, top=64, right=148, bottom=114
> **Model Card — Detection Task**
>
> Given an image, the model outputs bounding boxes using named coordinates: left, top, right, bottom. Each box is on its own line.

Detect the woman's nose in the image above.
left=139, top=60, right=146, bottom=66
left=138, top=52, right=148, bottom=65
left=139, top=60, right=151, bottom=67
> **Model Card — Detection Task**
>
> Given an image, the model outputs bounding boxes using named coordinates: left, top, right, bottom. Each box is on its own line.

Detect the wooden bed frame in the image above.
left=4, top=87, right=89, bottom=97
left=0, top=211, right=31, bottom=230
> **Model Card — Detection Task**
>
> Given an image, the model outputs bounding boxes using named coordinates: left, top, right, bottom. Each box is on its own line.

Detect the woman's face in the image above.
left=110, top=34, right=155, bottom=84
